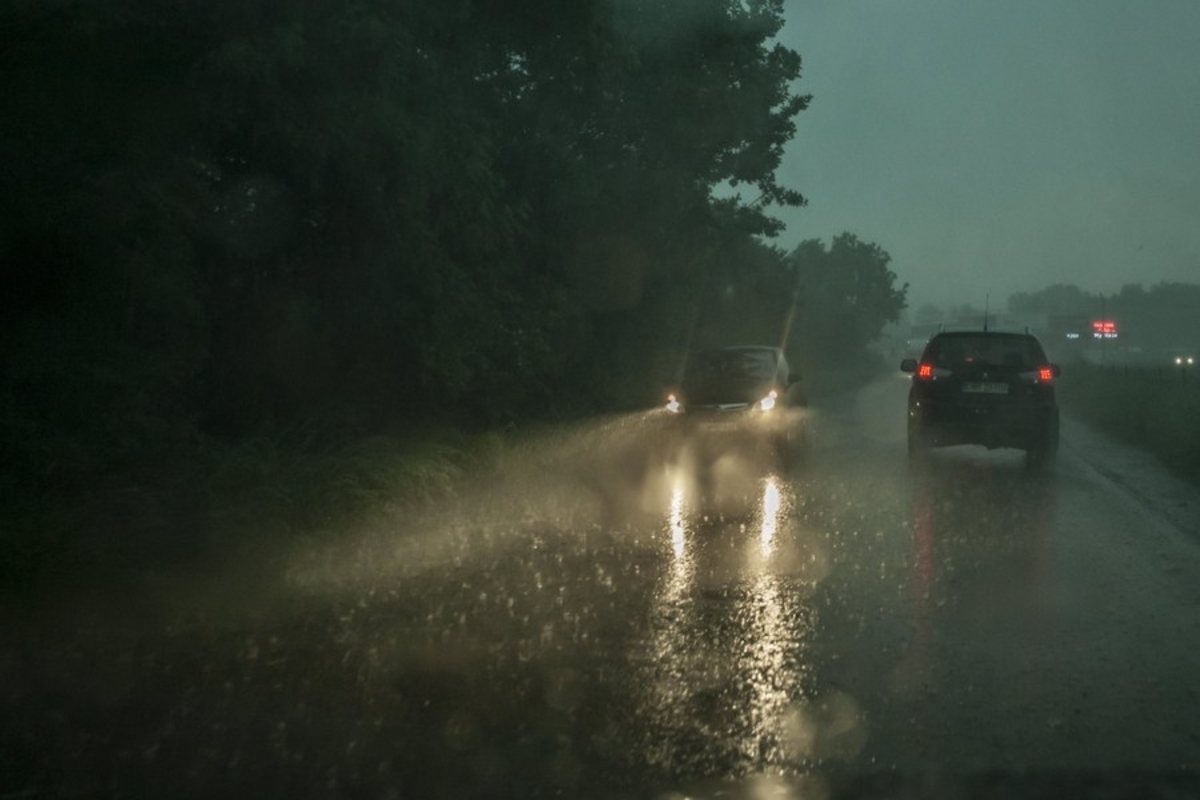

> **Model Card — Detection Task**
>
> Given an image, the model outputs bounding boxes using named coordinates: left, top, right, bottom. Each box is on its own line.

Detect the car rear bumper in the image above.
left=911, top=401, right=1057, bottom=450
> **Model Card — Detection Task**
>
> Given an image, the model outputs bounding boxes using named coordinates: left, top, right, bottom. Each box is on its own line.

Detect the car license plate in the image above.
left=700, top=420, right=741, bottom=433
left=962, top=382, right=1009, bottom=394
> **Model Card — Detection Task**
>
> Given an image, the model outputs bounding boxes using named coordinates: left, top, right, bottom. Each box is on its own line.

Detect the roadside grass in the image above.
left=202, top=430, right=474, bottom=540
left=0, top=423, right=497, bottom=591
left=1057, top=363, right=1200, bottom=488
left=1, top=408, right=671, bottom=593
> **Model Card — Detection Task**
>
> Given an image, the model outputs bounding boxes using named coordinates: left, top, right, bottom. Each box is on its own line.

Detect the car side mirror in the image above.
left=900, top=358, right=918, bottom=373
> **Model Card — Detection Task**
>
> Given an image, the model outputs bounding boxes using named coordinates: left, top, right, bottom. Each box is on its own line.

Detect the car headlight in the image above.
left=666, top=393, right=681, bottom=413
left=758, top=390, right=778, bottom=412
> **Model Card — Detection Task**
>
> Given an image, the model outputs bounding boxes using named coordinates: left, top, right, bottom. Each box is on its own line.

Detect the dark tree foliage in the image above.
left=1, top=0, right=814, bottom=502
left=700, top=233, right=908, bottom=367
left=785, top=234, right=909, bottom=363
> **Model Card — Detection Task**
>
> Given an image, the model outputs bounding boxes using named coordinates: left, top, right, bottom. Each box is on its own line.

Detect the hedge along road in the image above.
left=4, top=374, right=1200, bottom=799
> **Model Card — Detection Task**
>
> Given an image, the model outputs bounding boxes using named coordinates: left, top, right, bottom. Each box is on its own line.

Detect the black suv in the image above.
left=666, top=346, right=806, bottom=466
left=901, top=331, right=1060, bottom=466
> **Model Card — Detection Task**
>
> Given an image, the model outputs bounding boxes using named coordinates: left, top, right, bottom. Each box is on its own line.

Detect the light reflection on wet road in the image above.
left=5, top=376, right=1200, bottom=798
left=636, top=475, right=820, bottom=776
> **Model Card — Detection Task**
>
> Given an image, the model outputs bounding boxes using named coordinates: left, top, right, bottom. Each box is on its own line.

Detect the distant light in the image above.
left=1092, top=320, right=1118, bottom=339
left=1065, top=332, right=1080, bottom=340
left=666, top=394, right=681, bottom=413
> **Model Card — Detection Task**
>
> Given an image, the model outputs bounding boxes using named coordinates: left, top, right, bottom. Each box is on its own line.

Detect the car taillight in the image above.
left=916, top=363, right=951, bottom=380
left=1018, top=367, right=1055, bottom=384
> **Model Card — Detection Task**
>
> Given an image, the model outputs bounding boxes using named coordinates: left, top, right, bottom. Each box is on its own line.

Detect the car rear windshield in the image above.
left=924, top=335, right=1047, bottom=369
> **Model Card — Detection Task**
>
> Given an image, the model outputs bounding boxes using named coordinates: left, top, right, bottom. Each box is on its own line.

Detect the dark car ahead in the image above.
left=901, top=330, right=1060, bottom=466
left=665, top=346, right=806, bottom=467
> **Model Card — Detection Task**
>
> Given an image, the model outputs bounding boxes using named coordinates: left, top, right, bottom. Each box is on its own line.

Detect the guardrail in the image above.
left=1083, top=363, right=1198, bottom=384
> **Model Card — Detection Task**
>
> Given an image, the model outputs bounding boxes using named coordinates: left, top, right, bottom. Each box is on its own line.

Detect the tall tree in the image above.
left=785, top=234, right=909, bottom=364
left=1, top=0, right=814, bottom=486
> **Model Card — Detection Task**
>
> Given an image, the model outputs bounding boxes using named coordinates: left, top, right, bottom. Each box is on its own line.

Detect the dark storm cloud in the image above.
left=777, top=0, right=1200, bottom=308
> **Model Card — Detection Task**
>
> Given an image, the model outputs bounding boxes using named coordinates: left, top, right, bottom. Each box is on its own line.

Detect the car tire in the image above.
left=907, top=434, right=927, bottom=461
left=790, top=421, right=809, bottom=469
left=1025, top=414, right=1060, bottom=471
left=756, top=434, right=789, bottom=473
left=773, top=433, right=791, bottom=472
left=907, top=417, right=931, bottom=464
left=1025, top=442, right=1051, bottom=470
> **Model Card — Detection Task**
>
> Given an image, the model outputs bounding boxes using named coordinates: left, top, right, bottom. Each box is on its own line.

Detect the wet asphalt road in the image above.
left=5, top=375, right=1200, bottom=798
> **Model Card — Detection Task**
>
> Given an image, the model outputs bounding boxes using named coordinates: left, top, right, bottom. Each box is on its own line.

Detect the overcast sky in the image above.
left=773, top=0, right=1200, bottom=310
